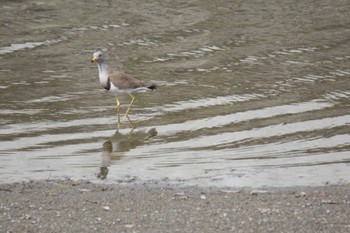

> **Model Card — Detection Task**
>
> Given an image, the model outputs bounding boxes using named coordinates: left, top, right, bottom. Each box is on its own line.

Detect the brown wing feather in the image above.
left=108, top=69, right=147, bottom=89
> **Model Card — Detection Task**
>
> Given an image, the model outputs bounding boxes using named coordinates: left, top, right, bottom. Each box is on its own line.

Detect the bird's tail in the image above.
left=147, top=84, right=156, bottom=90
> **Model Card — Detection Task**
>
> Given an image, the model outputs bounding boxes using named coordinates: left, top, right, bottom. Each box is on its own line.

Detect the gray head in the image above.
left=91, top=51, right=105, bottom=63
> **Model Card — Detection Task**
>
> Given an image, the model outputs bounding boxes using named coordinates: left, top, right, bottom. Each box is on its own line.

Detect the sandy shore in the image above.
left=1, top=180, right=349, bottom=233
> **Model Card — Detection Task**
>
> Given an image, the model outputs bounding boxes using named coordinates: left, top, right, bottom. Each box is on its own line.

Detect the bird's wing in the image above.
left=108, top=69, right=146, bottom=89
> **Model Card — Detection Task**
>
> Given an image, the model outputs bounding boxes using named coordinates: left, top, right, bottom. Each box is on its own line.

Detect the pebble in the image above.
left=250, top=190, right=269, bottom=195
left=221, top=189, right=241, bottom=194
left=295, top=192, right=307, bottom=198
left=78, top=189, right=91, bottom=192
left=125, top=224, right=135, bottom=228
left=103, top=206, right=110, bottom=211
left=321, top=199, right=338, bottom=204
left=175, top=191, right=185, bottom=196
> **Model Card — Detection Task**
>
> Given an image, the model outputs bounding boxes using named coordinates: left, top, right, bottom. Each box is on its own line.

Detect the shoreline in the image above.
left=1, top=179, right=349, bottom=232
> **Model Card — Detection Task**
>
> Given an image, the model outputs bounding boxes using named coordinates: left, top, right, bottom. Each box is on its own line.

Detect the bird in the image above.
left=91, top=51, right=156, bottom=129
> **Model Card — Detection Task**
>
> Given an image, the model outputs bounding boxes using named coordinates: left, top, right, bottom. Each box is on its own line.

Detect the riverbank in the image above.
left=1, top=180, right=349, bottom=232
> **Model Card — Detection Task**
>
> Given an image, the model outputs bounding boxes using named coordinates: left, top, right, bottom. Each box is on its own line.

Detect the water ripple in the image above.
left=149, top=45, right=223, bottom=63
left=155, top=99, right=333, bottom=135
left=0, top=39, right=62, bottom=55
left=135, top=114, right=350, bottom=154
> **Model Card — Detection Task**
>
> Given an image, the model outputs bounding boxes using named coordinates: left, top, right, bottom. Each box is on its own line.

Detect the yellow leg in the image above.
left=125, top=93, right=135, bottom=128
left=115, top=96, right=121, bottom=129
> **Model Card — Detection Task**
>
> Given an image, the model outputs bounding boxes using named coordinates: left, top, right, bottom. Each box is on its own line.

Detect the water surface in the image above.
left=0, top=0, right=350, bottom=187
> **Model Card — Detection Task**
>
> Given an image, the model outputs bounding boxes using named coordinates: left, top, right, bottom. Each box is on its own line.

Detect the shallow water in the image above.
left=0, top=0, right=350, bottom=187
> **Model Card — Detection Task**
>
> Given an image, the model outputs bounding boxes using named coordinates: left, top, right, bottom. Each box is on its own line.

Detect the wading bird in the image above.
left=91, top=51, right=156, bottom=129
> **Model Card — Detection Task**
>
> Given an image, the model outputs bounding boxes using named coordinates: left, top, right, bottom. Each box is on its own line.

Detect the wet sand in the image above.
left=1, top=180, right=349, bottom=233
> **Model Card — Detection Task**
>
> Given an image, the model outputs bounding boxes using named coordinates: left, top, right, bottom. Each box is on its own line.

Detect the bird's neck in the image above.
left=97, top=61, right=107, bottom=75
left=96, top=61, right=110, bottom=85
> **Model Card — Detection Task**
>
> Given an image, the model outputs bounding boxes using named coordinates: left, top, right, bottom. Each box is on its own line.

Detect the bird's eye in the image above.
left=99, top=54, right=102, bottom=57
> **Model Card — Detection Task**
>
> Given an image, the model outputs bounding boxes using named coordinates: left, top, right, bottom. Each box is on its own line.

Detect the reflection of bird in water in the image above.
left=97, top=128, right=158, bottom=180
left=91, top=51, right=156, bottom=129
left=113, top=128, right=158, bottom=153
left=97, top=140, right=113, bottom=179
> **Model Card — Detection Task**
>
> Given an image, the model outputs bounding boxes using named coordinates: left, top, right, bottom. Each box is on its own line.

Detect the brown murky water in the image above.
left=1, top=0, right=350, bottom=187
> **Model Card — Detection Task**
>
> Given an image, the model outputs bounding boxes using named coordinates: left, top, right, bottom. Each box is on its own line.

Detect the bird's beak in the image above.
left=91, top=56, right=98, bottom=63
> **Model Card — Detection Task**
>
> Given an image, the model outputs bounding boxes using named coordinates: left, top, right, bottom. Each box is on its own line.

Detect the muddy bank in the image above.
left=1, top=180, right=349, bottom=233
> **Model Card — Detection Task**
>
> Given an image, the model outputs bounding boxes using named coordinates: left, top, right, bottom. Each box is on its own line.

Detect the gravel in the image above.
left=1, top=180, right=349, bottom=232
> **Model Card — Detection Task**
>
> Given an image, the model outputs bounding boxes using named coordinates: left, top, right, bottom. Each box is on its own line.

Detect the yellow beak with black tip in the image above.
left=91, top=56, right=98, bottom=63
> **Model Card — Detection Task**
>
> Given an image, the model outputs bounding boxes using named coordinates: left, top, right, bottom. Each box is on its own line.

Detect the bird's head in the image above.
left=91, top=51, right=104, bottom=63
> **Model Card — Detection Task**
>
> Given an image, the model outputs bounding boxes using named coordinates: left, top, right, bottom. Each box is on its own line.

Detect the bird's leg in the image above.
left=125, top=93, right=135, bottom=116
left=125, top=93, right=135, bottom=128
left=115, top=96, right=121, bottom=129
